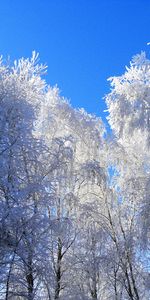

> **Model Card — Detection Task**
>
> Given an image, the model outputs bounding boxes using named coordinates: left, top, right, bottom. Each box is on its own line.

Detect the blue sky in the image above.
left=0, top=0, right=150, bottom=126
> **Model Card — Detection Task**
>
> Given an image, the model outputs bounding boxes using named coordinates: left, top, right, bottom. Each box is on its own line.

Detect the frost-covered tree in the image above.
left=0, top=50, right=149, bottom=300
left=105, top=51, right=150, bottom=299
left=0, top=53, right=54, bottom=300
left=0, top=52, right=108, bottom=300
left=34, top=88, right=108, bottom=299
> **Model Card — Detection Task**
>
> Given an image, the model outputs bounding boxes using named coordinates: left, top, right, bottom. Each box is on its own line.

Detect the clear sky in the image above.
left=0, top=0, right=150, bottom=126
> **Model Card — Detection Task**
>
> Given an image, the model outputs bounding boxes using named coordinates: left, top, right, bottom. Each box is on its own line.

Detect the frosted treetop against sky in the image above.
left=0, top=2, right=150, bottom=297
left=0, top=47, right=149, bottom=300
left=0, top=0, right=150, bottom=124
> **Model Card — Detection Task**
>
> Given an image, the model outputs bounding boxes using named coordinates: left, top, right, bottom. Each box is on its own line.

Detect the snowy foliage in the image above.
left=0, top=52, right=149, bottom=300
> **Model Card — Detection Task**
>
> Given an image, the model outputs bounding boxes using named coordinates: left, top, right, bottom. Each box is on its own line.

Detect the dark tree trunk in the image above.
left=54, top=237, right=62, bottom=300
left=26, top=255, right=34, bottom=300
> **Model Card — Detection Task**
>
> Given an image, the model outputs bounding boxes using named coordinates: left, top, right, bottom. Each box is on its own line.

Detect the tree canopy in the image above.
left=0, top=51, right=149, bottom=300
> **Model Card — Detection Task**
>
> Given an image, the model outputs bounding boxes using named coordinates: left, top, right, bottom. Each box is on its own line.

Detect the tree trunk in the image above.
left=5, top=254, right=15, bottom=300
left=26, top=255, right=34, bottom=300
left=54, top=237, right=62, bottom=300
left=91, top=289, right=97, bottom=299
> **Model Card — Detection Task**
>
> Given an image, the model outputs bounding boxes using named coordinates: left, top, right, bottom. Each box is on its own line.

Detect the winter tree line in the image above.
left=0, top=51, right=149, bottom=300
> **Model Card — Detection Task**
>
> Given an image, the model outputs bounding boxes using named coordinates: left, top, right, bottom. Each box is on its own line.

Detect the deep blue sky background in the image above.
left=0, top=0, right=150, bottom=127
